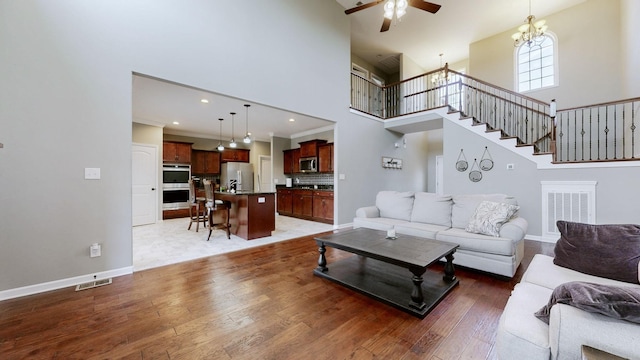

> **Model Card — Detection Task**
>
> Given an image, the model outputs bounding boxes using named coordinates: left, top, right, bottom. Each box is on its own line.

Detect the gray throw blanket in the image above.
left=535, top=281, right=640, bottom=324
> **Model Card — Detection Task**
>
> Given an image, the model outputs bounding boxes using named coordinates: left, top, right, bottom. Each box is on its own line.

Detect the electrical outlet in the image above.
left=506, top=163, right=515, bottom=170
left=90, top=243, right=101, bottom=257
left=85, top=168, right=101, bottom=180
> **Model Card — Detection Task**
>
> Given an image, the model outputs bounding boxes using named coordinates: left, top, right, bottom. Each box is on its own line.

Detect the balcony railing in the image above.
left=350, top=66, right=639, bottom=163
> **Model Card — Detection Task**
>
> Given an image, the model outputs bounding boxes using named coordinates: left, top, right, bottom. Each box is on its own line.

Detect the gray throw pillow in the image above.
left=554, top=221, right=640, bottom=284
left=534, top=281, right=640, bottom=325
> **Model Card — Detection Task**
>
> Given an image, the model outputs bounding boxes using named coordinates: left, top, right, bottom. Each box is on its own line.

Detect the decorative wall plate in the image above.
left=456, top=149, right=468, bottom=172
left=479, top=146, right=494, bottom=171
left=469, top=158, right=482, bottom=182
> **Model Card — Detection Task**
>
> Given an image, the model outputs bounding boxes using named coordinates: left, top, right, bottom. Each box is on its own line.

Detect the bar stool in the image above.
left=187, top=179, right=207, bottom=231
left=203, top=179, right=231, bottom=240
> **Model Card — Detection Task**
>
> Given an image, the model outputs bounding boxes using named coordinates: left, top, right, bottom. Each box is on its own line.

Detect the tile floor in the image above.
left=133, top=214, right=335, bottom=271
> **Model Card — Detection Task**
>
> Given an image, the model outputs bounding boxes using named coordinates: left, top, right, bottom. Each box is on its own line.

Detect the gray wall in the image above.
left=442, top=121, right=640, bottom=238
left=0, top=0, right=354, bottom=293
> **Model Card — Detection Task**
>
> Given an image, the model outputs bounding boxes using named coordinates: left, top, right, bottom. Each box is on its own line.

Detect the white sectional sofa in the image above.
left=353, top=191, right=528, bottom=278
left=497, top=254, right=640, bottom=359
left=497, top=221, right=640, bottom=359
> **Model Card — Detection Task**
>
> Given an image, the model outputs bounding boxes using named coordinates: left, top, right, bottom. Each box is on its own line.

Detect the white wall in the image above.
left=469, top=0, right=626, bottom=108
left=621, top=0, right=640, bottom=97
left=0, top=0, right=354, bottom=294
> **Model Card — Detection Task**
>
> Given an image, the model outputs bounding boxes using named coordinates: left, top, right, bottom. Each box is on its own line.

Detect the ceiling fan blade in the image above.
left=380, top=17, right=391, bottom=32
left=345, top=0, right=385, bottom=15
left=408, top=0, right=441, bottom=14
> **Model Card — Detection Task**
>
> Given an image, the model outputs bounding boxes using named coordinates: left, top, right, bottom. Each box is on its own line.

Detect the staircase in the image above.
left=351, top=66, right=640, bottom=168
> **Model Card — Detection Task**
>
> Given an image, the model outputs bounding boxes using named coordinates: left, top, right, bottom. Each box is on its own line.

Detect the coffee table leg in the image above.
left=444, top=252, right=457, bottom=282
left=316, top=243, right=328, bottom=272
left=409, top=268, right=427, bottom=310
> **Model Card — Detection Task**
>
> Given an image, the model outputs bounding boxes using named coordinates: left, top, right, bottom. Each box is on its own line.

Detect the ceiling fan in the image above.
left=345, top=0, right=441, bottom=32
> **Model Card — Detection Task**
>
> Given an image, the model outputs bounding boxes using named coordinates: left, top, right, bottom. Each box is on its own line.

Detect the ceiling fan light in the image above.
left=518, top=23, right=530, bottom=33
left=396, top=8, right=406, bottom=19
left=396, top=0, right=408, bottom=11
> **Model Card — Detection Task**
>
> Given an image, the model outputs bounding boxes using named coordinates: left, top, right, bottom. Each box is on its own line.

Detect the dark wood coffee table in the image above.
left=313, top=228, right=459, bottom=318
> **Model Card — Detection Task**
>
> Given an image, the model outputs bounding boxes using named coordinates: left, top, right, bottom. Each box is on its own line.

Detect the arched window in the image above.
left=515, top=34, right=556, bottom=92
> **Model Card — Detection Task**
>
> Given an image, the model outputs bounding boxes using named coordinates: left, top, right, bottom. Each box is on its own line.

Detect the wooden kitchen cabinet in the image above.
left=283, top=148, right=301, bottom=174
left=298, top=139, right=327, bottom=158
left=221, top=148, right=250, bottom=163
left=277, top=188, right=293, bottom=215
left=312, top=190, right=333, bottom=223
left=192, top=150, right=220, bottom=175
left=163, top=141, right=192, bottom=163
left=318, top=143, right=333, bottom=173
left=292, top=189, right=313, bottom=218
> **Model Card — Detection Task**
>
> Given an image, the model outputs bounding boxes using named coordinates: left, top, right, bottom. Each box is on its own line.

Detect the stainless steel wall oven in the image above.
left=162, top=164, right=190, bottom=210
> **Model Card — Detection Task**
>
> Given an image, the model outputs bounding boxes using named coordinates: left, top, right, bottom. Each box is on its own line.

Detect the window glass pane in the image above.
left=520, top=62, right=530, bottom=72
left=529, top=48, right=541, bottom=59
left=541, top=46, right=553, bottom=57
left=531, top=78, right=542, bottom=89
left=541, top=65, right=554, bottom=77
left=519, top=82, right=530, bottom=92
left=530, top=69, right=542, bottom=80
left=542, top=77, right=554, bottom=87
left=520, top=72, right=530, bottom=81
left=541, top=55, right=553, bottom=67
left=530, top=60, right=541, bottom=70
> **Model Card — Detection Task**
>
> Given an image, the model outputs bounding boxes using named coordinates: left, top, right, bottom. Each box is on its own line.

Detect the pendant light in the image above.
left=217, top=118, right=225, bottom=151
left=243, top=104, right=252, bottom=144
left=229, top=112, right=237, bottom=148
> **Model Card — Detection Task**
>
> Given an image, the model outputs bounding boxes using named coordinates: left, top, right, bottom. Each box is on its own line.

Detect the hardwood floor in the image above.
left=0, top=234, right=553, bottom=360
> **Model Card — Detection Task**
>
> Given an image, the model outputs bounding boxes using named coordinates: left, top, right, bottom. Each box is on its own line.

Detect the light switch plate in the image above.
left=85, top=168, right=101, bottom=180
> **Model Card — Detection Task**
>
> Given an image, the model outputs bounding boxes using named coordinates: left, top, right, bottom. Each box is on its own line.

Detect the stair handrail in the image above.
left=350, top=68, right=639, bottom=163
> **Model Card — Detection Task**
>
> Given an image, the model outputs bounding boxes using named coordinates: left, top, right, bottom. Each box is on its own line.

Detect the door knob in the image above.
left=151, top=188, right=156, bottom=191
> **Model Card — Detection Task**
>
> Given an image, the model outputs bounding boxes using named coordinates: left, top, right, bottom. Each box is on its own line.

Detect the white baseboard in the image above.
left=0, top=267, right=133, bottom=301
left=526, top=234, right=557, bottom=243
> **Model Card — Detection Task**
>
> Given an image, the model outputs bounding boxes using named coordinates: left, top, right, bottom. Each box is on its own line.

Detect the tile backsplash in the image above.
left=288, top=173, right=334, bottom=186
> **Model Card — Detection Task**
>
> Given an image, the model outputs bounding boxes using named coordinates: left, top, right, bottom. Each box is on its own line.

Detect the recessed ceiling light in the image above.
left=172, top=121, right=180, bottom=125
left=289, top=118, right=295, bottom=122
left=200, top=99, right=209, bottom=103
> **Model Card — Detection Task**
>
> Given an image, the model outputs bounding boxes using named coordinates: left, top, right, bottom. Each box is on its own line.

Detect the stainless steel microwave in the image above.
left=299, top=157, right=317, bottom=173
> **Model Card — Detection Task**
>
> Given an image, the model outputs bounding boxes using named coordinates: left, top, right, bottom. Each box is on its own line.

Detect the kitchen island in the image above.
left=214, top=192, right=275, bottom=240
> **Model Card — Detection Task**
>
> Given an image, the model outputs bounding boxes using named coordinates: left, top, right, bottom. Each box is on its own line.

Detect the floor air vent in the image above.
left=75, top=278, right=112, bottom=291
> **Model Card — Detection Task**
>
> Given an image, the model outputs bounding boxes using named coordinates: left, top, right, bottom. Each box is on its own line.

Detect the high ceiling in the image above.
left=133, top=1, right=586, bottom=141
left=336, top=0, right=585, bottom=74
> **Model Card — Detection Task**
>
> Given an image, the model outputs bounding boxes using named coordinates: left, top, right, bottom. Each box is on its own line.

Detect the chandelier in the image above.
left=431, top=53, right=450, bottom=85
left=511, top=0, right=548, bottom=47
left=383, top=0, right=408, bottom=20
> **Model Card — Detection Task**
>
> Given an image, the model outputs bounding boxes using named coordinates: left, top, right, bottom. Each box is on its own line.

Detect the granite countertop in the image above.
left=215, top=191, right=275, bottom=195
left=275, top=185, right=333, bottom=191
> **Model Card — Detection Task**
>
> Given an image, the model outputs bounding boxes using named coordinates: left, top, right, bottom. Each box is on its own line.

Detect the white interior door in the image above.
left=132, top=144, right=157, bottom=226
left=259, top=155, right=272, bottom=192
